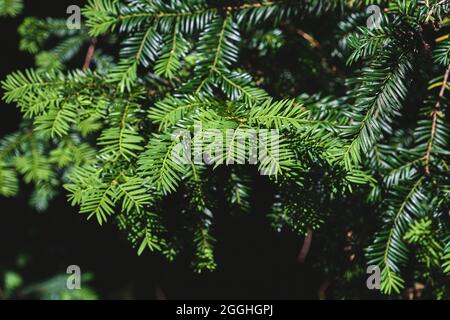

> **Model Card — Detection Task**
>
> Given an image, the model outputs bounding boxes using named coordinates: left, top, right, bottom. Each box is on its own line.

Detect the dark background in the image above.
left=0, top=0, right=330, bottom=300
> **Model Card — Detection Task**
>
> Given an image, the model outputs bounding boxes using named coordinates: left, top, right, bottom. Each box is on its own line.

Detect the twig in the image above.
left=155, top=284, right=167, bottom=300
left=293, top=28, right=321, bottom=49
left=318, top=280, right=330, bottom=300
left=297, top=228, right=313, bottom=264
left=83, top=38, right=98, bottom=70
left=424, top=64, right=450, bottom=175
left=281, top=23, right=345, bottom=77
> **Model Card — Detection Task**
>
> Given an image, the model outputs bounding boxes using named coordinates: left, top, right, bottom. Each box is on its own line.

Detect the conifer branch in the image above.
left=424, top=64, right=450, bottom=176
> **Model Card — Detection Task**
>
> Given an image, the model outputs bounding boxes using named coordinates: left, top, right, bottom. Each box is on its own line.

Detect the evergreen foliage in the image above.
left=1, top=0, right=449, bottom=298
left=0, top=0, right=22, bottom=17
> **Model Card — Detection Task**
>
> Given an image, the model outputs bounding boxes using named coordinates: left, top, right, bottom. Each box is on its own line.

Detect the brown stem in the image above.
left=281, top=23, right=345, bottom=77
left=294, top=29, right=321, bottom=49
left=83, top=38, right=98, bottom=70
left=318, top=280, right=330, bottom=300
left=155, top=285, right=167, bottom=300
left=297, top=228, right=313, bottom=264
left=424, top=64, right=450, bottom=175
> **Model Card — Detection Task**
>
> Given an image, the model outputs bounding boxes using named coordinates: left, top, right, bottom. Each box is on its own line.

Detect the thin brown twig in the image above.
left=297, top=228, right=313, bottom=264
left=155, top=285, right=167, bottom=300
left=281, top=23, right=345, bottom=77
left=83, top=38, right=98, bottom=70
left=293, top=28, right=321, bottom=49
left=318, top=280, right=330, bottom=300
left=424, top=64, right=450, bottom=175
